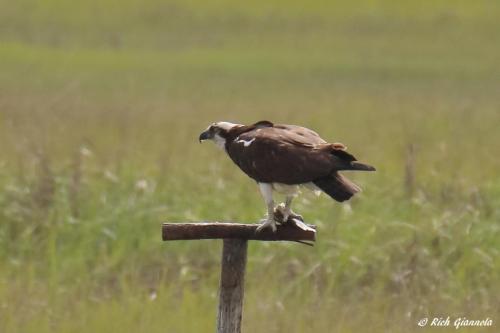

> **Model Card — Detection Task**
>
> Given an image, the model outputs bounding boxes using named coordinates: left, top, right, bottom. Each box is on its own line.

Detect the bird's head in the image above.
left=199, top=121, right=241, bottom=149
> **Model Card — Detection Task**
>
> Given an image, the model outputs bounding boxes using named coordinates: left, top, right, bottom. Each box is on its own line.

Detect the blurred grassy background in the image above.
left=0, top=0, right=499, bottom=332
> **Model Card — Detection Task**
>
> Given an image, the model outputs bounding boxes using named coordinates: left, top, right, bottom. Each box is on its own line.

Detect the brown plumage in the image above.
left=199, top=120, right=375, bottom=231
left=224, top=121, right=373, bottom=201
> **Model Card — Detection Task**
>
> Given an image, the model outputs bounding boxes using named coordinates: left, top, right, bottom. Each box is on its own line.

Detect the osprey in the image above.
left=199, top=121, right=375, bottom=232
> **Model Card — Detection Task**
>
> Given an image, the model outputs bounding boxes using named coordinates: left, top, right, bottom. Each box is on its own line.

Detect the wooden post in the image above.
left=162, top=220, right=316, bottom=333
left=217, top=239, right=248, bottom=333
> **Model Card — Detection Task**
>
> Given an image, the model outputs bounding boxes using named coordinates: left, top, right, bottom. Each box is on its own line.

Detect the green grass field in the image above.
left=0, top=1, right=499, bottom=332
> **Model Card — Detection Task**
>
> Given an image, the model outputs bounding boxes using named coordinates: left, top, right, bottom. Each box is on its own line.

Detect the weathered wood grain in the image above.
left=216, top=239, right=248, bottom=333
left=162, top=222, right=316, bottom=242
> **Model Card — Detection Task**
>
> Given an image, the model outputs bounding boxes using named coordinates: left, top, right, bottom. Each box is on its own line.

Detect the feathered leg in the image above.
left=256, top=183, right=277, bottom=232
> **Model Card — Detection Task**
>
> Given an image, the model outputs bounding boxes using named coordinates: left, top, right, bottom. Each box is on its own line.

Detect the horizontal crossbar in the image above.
left=162, top=222, right=316, bottom=242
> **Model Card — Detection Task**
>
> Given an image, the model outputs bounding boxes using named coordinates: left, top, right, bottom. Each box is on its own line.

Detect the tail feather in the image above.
left=313, top=173, right=361, bottom=202
left=350, top=161, right=376, bottom=171
left=329, top=147, right=376, bottom=171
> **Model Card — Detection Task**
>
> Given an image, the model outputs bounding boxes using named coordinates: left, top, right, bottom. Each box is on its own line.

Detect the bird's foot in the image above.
left=256, top=217, right=278, bottom=233
left=274, top=204, right=303, bottom=223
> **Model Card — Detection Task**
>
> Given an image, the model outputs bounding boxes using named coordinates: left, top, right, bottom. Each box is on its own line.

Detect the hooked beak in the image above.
left=198, top=130, right=212, bottom=143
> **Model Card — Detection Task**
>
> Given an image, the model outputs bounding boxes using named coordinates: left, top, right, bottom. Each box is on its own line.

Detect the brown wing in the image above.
left=272, top=124, right=326, bottom=146
left=226, top=125, right=346, bottom=184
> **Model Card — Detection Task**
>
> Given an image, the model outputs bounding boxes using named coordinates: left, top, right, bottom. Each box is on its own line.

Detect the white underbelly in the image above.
left=271, top=182, right=321, bottom=196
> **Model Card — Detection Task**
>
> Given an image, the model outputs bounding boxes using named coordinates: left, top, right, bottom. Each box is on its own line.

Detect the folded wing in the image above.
left=226, top=124, right=351, bottom=184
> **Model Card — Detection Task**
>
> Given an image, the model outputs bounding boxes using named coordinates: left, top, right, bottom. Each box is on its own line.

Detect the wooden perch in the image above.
left=162, top=221, right=316, bottom=242
left=161, top=213, right=316, bottom=333
left=163, top=204, right=315, bottom=243
left=217, top=239, right=247, bottom=333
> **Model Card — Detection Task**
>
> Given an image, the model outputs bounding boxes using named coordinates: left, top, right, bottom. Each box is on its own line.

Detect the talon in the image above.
left=257, top=218, right=277, bottom=232
left=282, top=210, right=291, bottom=222
left=276, top=203, right=289, bottom=221
left=273, top=204, right=288, bottom=223
left=275, top=203, right=302, bottom=223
